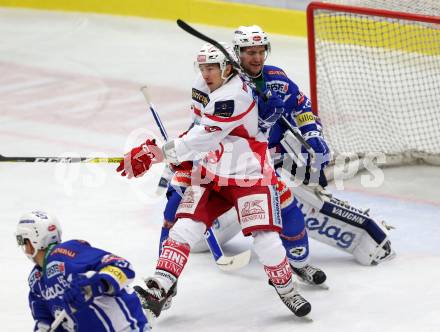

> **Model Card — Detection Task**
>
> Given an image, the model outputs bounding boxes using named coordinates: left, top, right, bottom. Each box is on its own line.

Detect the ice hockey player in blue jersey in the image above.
left=15, top=210, right=150, bottom=332
left=232, top=25, right=330, bottom=286
left=233, top=25, right=394, bottom=267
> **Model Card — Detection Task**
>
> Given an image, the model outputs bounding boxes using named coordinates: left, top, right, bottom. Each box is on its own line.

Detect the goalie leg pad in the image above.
left=293, top=185, right=395, bottom=265
left=280, top=199, right=309, bottom=268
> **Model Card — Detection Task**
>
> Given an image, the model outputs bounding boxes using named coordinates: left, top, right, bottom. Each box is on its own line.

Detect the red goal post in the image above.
left=306, top=1, right=440, bottom=172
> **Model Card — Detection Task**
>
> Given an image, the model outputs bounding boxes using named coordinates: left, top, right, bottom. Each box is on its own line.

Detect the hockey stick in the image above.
left=140, top=86, right=251, bottom=271
left=140, top=86, right=173, bottom=196
left=176, top=19, right=316, bottom=161
left=205, top=228, right=251, bottom=271
left=0, top=155, right=121, bottom=163
left=48, top=309, right=68, bottom=332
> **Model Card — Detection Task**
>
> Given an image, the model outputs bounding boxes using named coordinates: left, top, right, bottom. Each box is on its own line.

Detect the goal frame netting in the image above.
left=306, top=1, right=440, bottom=180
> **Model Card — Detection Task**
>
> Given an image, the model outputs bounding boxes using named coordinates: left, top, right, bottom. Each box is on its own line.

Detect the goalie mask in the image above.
left=196, top=42, right=236, bottom=80
left=16, top=211, right=62, bottom=261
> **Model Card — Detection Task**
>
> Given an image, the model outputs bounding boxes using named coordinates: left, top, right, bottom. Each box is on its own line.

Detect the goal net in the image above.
left=307, top=1, right=440, bottom=177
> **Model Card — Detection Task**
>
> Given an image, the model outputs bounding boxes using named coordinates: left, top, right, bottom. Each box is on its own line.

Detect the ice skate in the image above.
left=134, top=278, right=168, bottom=318
left=269, top=280, right=312, bottom=320
left=291, top=264, right=328, bottom=289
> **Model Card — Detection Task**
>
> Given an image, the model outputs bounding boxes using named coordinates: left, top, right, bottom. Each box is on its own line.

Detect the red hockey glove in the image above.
left=170, top=160, right=193, bottom=172
left=116, top=139, right=164, bottom=178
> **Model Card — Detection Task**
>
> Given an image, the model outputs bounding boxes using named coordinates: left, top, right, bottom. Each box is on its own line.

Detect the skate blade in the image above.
left=295, top=314, right=313, bottom=323
left=317, top=282, right=329, bottom=290
left=298, top=279, right=329, bottom=290
left=145, top=309, right=156, bottom=329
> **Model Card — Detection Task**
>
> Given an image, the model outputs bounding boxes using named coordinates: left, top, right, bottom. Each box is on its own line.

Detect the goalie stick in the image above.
left=175, top=19, right=316, bottom=162
left=48, top=309, right=68, bottom=332
left=140, top=86, right=251, bottom=271
left=0, top=155, right=121, bottom=163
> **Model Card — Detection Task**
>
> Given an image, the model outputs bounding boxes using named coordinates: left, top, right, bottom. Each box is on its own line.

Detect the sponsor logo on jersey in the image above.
left=204, top=125, right=222, bottom=133
left=101, top=254, right=124, bottom=264
left=306, top=216, right=356, bottom=249
left=192, top=88, right=210, bottom=107
left=238, top=194, right=271, bottom=228
left=50, top=247, right=77, bottom=258
left=267, top=70, right=287, bottom=77
left=241, top=200, right=265, bottom=223
left=295, top=112, right=315, bottom=127
left=46, top=261, right=65, bottom=279
left=28, top=270, right=41, bottom=288
left=213, top=100, right=234, bottom=117
left=100, top=265, right=128, bottom=284
left=41, top=283, right=65, bottom=300
left=266, top=80, right=289, bottom=94
left=180, top=189, right=195, bottom=206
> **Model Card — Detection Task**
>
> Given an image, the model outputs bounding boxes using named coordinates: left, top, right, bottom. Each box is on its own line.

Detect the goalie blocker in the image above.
left=192, top=183, right=395, bottom=266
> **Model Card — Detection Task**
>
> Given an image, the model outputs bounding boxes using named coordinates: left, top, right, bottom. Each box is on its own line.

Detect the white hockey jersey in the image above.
left=173, top=74, right=276, bottom=186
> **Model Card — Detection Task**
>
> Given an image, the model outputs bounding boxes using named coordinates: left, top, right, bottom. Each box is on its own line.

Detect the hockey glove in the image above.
left=64, top=271, right=119, bottom=310
left=116, top=139, right=164, bottom=179
left=295, top=112, right=330, bottom=169
left=301, top=130, right=330, bottom=168
left=258, top=89, right=284, bottom=131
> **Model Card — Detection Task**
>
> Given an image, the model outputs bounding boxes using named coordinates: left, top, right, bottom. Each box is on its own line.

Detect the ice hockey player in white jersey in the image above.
left=16, top=211, right=150, bottom=332
left=117, top=42, right=312, bottom=319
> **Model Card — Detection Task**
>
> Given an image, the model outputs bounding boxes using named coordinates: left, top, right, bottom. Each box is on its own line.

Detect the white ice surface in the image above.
left=0, top=8, right=439, bottom=332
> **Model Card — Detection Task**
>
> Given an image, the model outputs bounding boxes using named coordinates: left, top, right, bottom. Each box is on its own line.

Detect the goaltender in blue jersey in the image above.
left=16, top=211, right=150, bottom=332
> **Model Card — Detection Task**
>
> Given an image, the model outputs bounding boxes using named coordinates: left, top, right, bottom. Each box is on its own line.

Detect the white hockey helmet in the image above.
left=232, top=25, right=271, bottom=59
left=196, top=42, right=236, bottom=79
left=16, top=211, right=62, bottom=259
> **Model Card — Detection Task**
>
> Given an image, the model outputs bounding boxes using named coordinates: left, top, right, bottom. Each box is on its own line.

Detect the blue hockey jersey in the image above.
left=27, top=240, right=149, bottom=332
left=260, top=65, right=314, bottom=150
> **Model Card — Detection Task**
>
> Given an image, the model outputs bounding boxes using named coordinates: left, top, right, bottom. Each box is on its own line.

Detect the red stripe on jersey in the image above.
left=204, top=100, right=256, bottom=123
left=229, top=126, right=276, bottom=184
left=193, top=107, right=202, bottom=117
left=229, top=124, right=251, bottom=139
left=200, top=166, right=277, bottom=186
